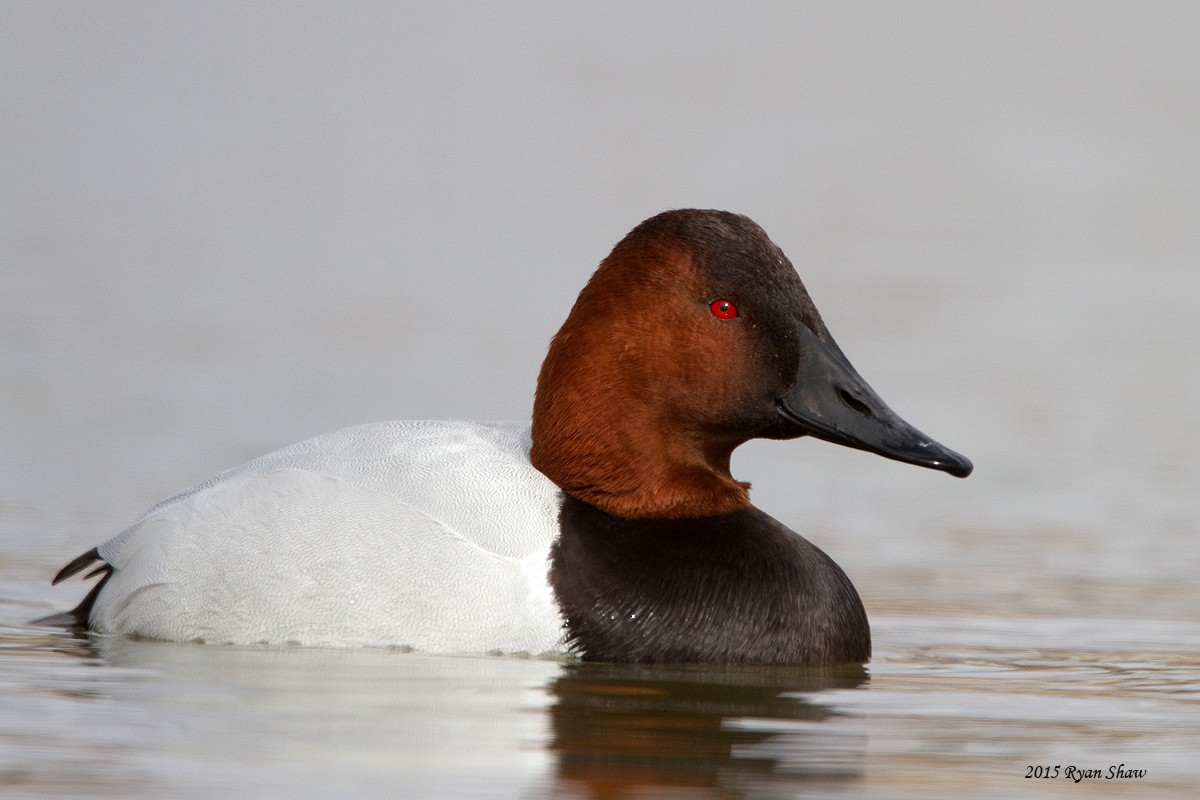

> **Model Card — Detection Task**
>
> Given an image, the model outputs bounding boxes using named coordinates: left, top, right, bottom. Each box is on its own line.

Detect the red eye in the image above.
left=709, top=299, right=738, bottom=320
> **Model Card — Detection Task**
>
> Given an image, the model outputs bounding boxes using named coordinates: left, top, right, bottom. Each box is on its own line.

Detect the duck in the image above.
left=45, top=209, right=972, bottom=665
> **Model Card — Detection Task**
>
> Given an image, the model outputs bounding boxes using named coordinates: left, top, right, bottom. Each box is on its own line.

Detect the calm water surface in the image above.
left=3, top=608, right=1197, bottom=799
left=4, top=4, right=1199, bottom=798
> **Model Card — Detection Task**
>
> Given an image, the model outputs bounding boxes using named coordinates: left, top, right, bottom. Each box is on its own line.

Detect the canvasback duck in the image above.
left=46, top=209, right=971, bottom=664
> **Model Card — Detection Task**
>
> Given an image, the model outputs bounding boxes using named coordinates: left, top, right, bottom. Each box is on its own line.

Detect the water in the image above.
left=4, top=616, right=1196, bottom=798
left=3, top=3, right=1199, bottom=798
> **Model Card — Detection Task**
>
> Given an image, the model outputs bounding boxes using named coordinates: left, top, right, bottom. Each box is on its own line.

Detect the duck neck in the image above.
left=530, top=310, right=753, bottom=518
left=531, top=403, right=751, bottom=519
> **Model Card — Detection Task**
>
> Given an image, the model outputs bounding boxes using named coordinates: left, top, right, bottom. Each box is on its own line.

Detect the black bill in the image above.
left=778, top=324, right=973, bottom=478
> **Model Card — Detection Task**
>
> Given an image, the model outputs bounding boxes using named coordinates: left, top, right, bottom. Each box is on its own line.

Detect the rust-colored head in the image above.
left=530, top=210, right=828, bottom=518
left=530, top=209, right=972, bottom=520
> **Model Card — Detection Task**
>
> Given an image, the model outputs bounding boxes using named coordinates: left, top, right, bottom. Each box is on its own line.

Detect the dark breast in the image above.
left=549, top=496, right=870, bottom=665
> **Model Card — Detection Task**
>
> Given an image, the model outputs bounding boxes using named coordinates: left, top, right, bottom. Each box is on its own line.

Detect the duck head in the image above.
left=530, top=209, right=972, bottom=519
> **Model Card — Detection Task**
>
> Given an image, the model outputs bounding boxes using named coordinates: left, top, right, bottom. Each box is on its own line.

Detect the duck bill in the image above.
left=777, top=325, right=973, bottom=478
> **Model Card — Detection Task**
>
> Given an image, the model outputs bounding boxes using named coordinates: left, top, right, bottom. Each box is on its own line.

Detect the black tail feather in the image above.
left=35, top=547, right=113, bottom=629
left=52, top=547, right=104, bottom=585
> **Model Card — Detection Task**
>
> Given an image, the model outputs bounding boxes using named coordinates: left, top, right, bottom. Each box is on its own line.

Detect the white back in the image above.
left=91, top=421, right=566, bottom=653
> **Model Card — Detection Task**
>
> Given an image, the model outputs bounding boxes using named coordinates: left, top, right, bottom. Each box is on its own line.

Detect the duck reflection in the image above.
left=542, top=661, right=869, bottom=799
